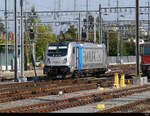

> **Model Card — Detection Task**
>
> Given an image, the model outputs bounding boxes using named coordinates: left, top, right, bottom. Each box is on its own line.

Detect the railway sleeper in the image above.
left=2, top=84, right=150, bottom=112
left=0, top=87, right=148, bottom=113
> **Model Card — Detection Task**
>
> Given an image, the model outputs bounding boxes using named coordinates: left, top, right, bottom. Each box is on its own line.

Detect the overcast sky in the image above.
left=0, top=0, right=149, bottom=33
left=0, top=0, right=149, bottom=12
left=0, top=0, right=149, bottom=21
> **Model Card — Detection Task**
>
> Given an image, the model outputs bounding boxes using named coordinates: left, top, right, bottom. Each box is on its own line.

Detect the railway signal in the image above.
left=29, top=26, right=35, bottom=40
left=82, top=26, right=87, bottom=39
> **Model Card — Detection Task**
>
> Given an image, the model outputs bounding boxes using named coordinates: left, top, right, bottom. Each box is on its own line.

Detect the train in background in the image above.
left=43, top=41, right=108, bottom=79
left=140, top=41, right=150, bottom=77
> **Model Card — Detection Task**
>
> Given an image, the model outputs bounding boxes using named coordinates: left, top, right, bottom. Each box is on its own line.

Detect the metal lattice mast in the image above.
left=117, top=0, right=120, bottom=57
left=74, top=0, right=77, bottom=11
left=148, top=2, right=150, bottom=40
left=54, top=0, right=56, bottom=11
left=5, top=0, right=8, bottom=71
left=20, top=0, right=27, bottom=82
left=86, top=0, right=88, bottom=41
left=58, top=0, right=61, bottom=11
left=135, top=0, right=140, bottom=78
left=14, top=0, right=18, bottom=82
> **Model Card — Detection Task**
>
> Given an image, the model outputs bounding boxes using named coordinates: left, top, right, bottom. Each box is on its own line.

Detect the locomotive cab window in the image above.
left=47, top=42, right=68, bottom=57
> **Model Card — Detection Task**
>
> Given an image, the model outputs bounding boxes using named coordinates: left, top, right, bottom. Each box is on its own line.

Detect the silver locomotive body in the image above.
left=44, top=41, right=107, bottom=78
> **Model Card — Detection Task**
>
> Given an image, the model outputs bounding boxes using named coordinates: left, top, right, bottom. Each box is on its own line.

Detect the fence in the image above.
left=108, top=56, right=139, bottom=65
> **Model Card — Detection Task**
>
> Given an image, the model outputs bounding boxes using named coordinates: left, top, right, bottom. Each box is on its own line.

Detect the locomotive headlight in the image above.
left=63, top=58, right=67, bottom=64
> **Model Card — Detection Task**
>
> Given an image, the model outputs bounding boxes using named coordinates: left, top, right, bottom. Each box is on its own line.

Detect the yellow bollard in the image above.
left=99, top=87, right=104, bottom=92
left=120, top=74, right=126, bottom=88
left=127, top=79, right=130, bottom=85
left=113, top=73, right=119, bottom=88
left=96, top=104, right=105, bottom=109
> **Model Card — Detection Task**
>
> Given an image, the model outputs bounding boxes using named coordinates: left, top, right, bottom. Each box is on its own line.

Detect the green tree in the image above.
left=0, top=18, right=5, bottom=44
left=108, top=30, right=118, bottom=56
left=104, top=27, right=136, bottom=56
left=123, top=39, right=136, bottom=56
left=35, top=24, right=58, bottom=60
left=64, top=25, right=77, bottom=41
left=26, top=6, right=58, bottom=64
left=0, top=18, right=4, bottom=33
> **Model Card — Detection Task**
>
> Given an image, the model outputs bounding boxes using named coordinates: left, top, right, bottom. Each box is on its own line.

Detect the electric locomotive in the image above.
left=140, top=41, right=150, bottom=77
left=43, top=41, right=107, bottom=79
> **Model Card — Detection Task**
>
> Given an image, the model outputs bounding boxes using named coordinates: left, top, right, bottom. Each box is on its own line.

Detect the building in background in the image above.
left=0, top=32, right=20, bottom=71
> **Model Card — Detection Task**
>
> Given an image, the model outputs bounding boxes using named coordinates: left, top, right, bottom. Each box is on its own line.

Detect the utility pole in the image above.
left=86, top=0, right=88, bottom=41
left=74, top=0, right=77, bottom=11
left=94, top=16, right=96, bottom=42
left=107, top=30, right=109, bottom=56
left=148, top=2, right=150, bottom=40
left=135, top=0, right=140, bottom=78
left=14, top=0, right=18, bottom=82
left=78, top=12, right=81, bottom=41
left=120, top=30, right=123, bottom=64
left=99, top=4, right=102, bottom=44
left=58, top=0, right=61, bottom=11
left=116, top=0, right=120, bottom=57
left=74, top=0, right=77, bottom=23
left=116, top=0, right=121, bottom=64
left=54, top=0, right=56, bottom=19
left=5, top=0, right=8, bottom=71
left=20, top=0, right=27, bottom=82
left=24, top=19, right=28, bottom=71
left=18, top=18, right=21, bottom=71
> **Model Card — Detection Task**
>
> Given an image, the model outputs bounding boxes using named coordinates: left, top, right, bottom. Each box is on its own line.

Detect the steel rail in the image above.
left=0, top=84, right=150, bottom=113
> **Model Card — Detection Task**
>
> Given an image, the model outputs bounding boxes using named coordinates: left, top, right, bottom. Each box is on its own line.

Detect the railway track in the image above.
left=0, top=84, right=150, bottom=113
left=97, top=98, right=150, bottom=113
left=0, top=64, right=139, bottom=113
left=0, top=64, right=136, bottom=81
left=0, top=77, right=113, bottom=103
left=0, top=77, right=99, bottom=90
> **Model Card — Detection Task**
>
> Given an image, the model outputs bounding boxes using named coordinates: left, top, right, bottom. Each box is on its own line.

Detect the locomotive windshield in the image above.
left=47, top=42, right=68, bottom=57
